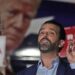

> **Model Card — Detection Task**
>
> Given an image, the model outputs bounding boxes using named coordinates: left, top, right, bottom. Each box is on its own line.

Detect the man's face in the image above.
left=38, top=23, right=60, bottom=53
left=1, top=0, right=38, bottom=52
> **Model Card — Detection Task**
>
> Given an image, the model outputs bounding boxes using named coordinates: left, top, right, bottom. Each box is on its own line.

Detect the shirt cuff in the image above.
left=70, top=63, right=75, bottom=69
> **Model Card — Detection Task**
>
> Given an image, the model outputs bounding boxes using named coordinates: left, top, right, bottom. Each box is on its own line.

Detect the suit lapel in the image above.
left=25, top=63, right=38, bottom=75
left=56, top=58, right=66, bottom=75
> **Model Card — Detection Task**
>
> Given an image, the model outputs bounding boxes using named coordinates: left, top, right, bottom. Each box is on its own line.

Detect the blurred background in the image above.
left=10, top=0, right=75, bottom=74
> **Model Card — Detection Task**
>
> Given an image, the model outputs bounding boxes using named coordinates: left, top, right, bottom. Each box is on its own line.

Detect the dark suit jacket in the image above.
left=17, top=58, right=75, bottom=75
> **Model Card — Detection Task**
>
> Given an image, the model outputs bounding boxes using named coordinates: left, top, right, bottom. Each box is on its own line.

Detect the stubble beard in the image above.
left=38, top=38, right=59, bottom=53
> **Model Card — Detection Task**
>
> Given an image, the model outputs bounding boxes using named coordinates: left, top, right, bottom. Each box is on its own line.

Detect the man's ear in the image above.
left=58, top=40, right=65, bottom=48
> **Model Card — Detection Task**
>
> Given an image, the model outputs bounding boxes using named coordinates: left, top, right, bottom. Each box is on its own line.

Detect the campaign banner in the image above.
left=0, top=36, right=6, bottom=67
left=59, top=26, right=75, bottom=57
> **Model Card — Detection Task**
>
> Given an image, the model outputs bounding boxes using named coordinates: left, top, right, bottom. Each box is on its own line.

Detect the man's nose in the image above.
left=14, top=14, right=24, bottom=29
left=44, top=32, right=49, bottom=37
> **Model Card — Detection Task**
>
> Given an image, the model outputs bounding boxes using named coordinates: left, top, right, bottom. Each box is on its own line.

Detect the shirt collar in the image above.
left=38, top=57, right=59, bottom=69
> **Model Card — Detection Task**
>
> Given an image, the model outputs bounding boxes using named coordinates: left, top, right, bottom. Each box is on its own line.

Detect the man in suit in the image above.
left=17, top=20, right=75, bottom=75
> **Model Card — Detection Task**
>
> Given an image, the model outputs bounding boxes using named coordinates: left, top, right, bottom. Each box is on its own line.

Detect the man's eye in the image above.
left=9, top=10, right=19, bottom=16
left=48, top=32, right=54, bottom=35
left=48, top=32, right=56, bottom=37
left=23, top=14, right=32, bottom=20
left=39, top=32, right=45, bottom=35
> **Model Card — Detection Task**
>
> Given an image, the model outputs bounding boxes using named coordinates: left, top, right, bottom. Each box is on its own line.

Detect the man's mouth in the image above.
left=7, top=33, right=20, bottom=41
left=39, top=39, right=50, bottom=48
left=40, top=39, right=50, bottom=45
left=40, top=43, right=49, bottom=49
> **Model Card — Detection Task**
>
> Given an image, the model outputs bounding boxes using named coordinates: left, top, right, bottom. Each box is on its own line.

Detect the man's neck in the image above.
left=41, top=51, right=58, bottom=69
